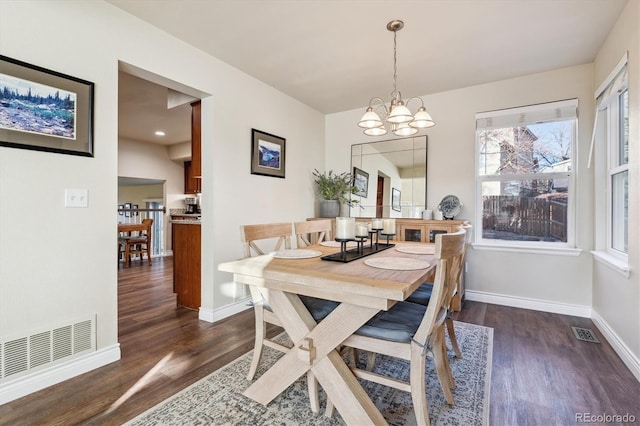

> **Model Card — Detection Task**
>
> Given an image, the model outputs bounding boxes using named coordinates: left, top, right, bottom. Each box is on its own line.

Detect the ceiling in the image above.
left=112, top=0, right=627, bottom=145
left=118, top=72, right=192, bottom=145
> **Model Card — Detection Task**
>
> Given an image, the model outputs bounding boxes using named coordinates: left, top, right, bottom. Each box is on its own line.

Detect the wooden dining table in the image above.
left=118, top=222, right=152, bottom=266
left=218, top=242, right=436, bottom=425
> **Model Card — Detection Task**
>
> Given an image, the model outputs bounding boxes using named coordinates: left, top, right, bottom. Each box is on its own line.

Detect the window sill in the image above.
left=591, top=251, right=630, bottom=278
left=472, top=243, right=582, bottom=256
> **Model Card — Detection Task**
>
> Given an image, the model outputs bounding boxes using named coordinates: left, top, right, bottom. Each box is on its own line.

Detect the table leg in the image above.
left=243, top=289, right=386, bottom=425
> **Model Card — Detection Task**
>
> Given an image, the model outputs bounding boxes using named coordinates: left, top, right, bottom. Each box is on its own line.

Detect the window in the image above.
left=476, top=99, right=577, bottom=247
left=146, top=201, right=165, bottom=256
left=590, top=55, right=628, bottom=274
left=608, top=88, right=628, bottom=254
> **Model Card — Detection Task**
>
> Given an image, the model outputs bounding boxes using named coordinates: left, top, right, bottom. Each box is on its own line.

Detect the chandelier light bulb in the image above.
left=393, top=122, right=418, bottom=137
left=409, top=107, right=436, bottom=128
left=364, top=126, right=388, bottom=136
left=358, top=107, right=383, bottom=129
left=387, top=102, right=413, bottom=124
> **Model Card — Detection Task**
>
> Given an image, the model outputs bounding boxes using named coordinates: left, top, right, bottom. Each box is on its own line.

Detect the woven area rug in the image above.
left=126, top=321, right=493, bottom=425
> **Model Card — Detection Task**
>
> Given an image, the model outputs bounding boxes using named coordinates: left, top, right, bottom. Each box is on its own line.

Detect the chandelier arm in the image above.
left=405, top=97, right=425, bottom=111
left=368, top=97, right=390, bottom=116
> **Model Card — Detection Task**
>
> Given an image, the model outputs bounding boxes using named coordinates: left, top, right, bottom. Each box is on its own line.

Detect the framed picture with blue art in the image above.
left=0, top=55, right=94, bottom=157
left=392, top=188, right=401, bottom=212
left=353, top=167, right=369, bottom=197
left=251, top=128, right=286, bottom=178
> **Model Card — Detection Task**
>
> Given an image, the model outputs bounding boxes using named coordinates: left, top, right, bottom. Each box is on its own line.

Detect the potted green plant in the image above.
left=312, top=169, right=359, bottom=218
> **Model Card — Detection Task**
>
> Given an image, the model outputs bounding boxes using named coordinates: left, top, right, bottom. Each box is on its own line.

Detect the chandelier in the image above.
left=358, top=20, right=435, bottom=137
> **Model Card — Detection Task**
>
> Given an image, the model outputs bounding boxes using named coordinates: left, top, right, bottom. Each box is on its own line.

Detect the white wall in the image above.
left=119, top=138, right=185, bottom=208
left=0, top=0, right=324, bottom=401
left=591, top=0, right=640, bottom=374
left=167, top=141, right=191, bottom=161
left=327, top=63, right=595, bottom=311
left=118, top=184, right=163, bottom=210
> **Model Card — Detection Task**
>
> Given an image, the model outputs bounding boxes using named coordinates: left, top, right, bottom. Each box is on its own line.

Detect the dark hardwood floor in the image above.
left=0, top=257, right=638, bottom=425
left=454, top=303, right=640, bottom=425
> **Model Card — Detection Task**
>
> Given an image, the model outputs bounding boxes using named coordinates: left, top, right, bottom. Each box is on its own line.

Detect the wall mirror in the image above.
left=350, top=136, right=427, bottom=218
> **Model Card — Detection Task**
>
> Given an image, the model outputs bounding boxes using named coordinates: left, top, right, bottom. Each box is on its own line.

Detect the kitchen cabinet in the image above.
left=191, top=100, right=201, bottom=178
left=184, top=160, right=201, bottom=194
left=184, top=100, right=202, bottom=194
left=172, top=222, right=201, bottom=310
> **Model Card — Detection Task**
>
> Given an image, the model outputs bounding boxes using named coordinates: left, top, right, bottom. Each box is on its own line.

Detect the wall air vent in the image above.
left=0, top=316, right=96, bottom=381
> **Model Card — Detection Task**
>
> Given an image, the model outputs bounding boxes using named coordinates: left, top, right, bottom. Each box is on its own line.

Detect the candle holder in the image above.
left=334, top=238, right=355, bottom=260
left=371, top=228, right=383, bottom=249
left=321, top=231, right=394, bottom=263
left=380, top=233, right=396, bottom=245
left=355, top=236, right=368, bottom=254
left=367, top=230, right=376, bottom=249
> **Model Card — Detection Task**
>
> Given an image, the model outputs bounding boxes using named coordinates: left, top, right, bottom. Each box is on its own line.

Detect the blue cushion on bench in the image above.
left=299, top=296, right=340, bottom=322
left=406, top=282, right=434, bottom=306
left=355, top=301, right=427, bottom=343
left=259, top=296, right=338, bottom=322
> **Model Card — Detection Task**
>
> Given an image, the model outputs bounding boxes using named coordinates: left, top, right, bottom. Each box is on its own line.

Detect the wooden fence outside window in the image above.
left=482, top=195, right=567, bottom=242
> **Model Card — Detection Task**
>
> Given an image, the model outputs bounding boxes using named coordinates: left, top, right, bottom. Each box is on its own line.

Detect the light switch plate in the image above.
left=65, top=188, right=88, bottom=208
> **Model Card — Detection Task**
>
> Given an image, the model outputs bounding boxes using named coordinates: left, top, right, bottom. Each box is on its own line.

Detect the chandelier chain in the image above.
left=392, top=29, right=398, bottom=95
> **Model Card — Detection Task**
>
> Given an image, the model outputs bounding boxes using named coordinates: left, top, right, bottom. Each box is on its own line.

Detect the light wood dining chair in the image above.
left=120, top=218, right=153, bottom=267
left=294, top=219, right=362, bottom=368
left=406, top=224, right=472, bottom=359
left=240, top=222, right=293, bottom=380
left=293, top=219, right=332, bottom=247
left=240, top=222, right=338, bottom=413
left=323, top=230, right=466, bottom=425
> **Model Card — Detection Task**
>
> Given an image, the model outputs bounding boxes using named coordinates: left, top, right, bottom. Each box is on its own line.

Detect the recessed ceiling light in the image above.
left=154, top=130, right=166, bottom=136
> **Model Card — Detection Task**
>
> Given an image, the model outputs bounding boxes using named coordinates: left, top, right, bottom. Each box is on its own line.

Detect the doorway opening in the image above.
left=117, top=61, right=210, bottom=335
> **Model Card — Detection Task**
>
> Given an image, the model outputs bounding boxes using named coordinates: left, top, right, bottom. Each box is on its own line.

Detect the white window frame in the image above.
left=590, top=54, right=629, bottom=277
left=606, top=87, right=628, bottom=260
left=474, top=99, right=579, bottom=255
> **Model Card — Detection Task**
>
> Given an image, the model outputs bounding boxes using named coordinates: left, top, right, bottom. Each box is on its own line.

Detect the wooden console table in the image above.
left=308, top=218, right=467, bottom=243
left=308, top=217, right=470, bottom=311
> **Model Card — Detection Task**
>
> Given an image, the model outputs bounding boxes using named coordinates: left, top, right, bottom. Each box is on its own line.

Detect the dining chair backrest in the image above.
left=438, top=226, right=469, bottom=314
left=139, top=218, right=153, bottom=253
left=454, top=223, right=473, bottom=294
left=142, top=218, right=153, bottom=233
left=413, top=229, right=466, bottom=346
left=120, top=218, right=154, bottom=266
left=462, top=223, right=473, bottom=245
left=293, top=220, right=332, bottom=247
left=240, top=222, right=293, bottom=258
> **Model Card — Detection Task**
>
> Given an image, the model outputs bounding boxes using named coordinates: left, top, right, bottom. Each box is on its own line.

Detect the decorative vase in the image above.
left=319, top=200, right=340, bottom=218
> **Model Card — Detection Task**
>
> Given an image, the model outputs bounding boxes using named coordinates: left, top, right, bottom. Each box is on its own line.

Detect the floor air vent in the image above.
left=1, top=316, right=95, bottom=381
left=571, top=326, right=600, bottom=343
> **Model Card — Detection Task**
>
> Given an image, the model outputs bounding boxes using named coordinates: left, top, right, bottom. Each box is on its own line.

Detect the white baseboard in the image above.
left=199, top=299, right=252, bottom=323
left=0, top=344, right=121, bottom=405
left=465, top=290, right=592, bottom=318
left=591, top=310, right=640, bottom=382
left=465, top=290, right=640, bottom=381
